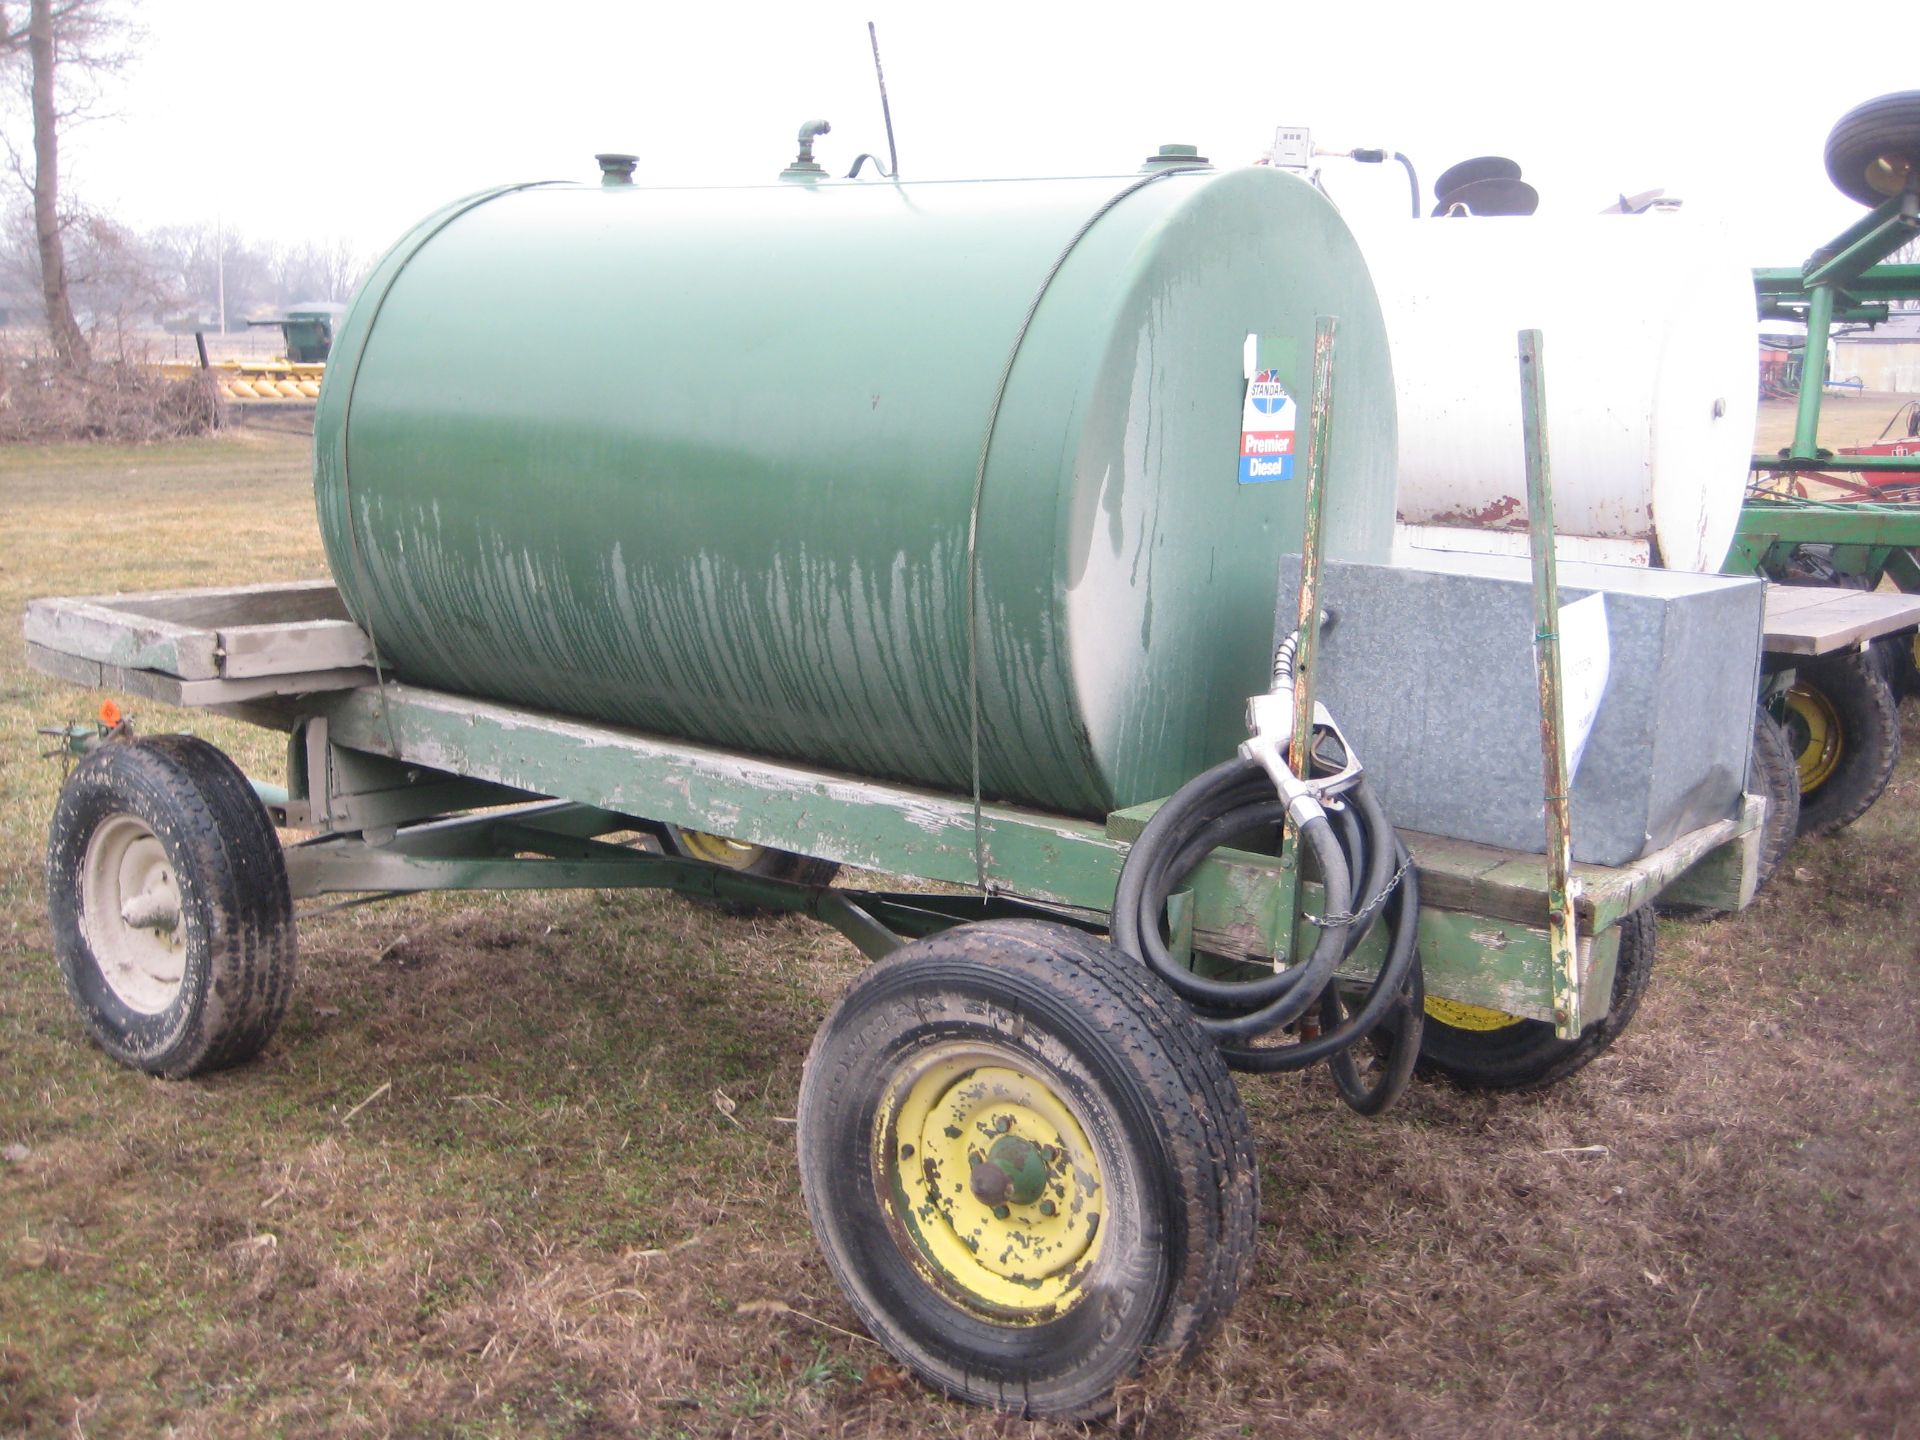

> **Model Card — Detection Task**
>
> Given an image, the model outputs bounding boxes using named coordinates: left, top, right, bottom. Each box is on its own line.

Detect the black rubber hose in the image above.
left=1393, top=151, right=1421, bottom=218
left=1110, top=754, right=1421, bottom=1082
left=1217, top=786, right=1419, bottom=1074
left=1112, top=757, right=1352, bottom=1035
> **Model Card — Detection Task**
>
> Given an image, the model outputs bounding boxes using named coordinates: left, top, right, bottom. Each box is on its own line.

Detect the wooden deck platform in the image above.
left=1762, top=584, right=1920, bottom=656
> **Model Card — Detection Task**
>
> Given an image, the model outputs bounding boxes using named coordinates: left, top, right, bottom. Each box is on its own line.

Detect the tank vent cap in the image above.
left=1141, top=143, right=1211, bottom=173
left=596, top=153, right=638, bottom=186
left=780, top=119, right=832, bottom=183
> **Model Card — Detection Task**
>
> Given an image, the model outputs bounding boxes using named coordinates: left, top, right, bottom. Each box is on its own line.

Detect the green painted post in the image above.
left=1517, top=329, right=1583, bottom=1041
left=1789, top=283, right=1835, bottom=461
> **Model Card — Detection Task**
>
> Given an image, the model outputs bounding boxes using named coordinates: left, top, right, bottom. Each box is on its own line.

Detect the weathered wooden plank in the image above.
left=23, top=596, right=220, bottom=678
left=219, top=619, right=376, bottom=678
left=1401, top=802, right=1751, bottom=933
left=26, top=641, right=375, bottom=707
left=1657, top=818, right=1761, bottom=913
left=23, top=581, right=367, bottom=681
left=94, top=579, right=349, bottom=627
left=1762, top=586, right=1920, bottom=655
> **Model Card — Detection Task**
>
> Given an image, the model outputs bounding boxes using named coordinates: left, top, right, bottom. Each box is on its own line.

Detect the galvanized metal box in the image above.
left=1276, top=553, right=1765, bottom=865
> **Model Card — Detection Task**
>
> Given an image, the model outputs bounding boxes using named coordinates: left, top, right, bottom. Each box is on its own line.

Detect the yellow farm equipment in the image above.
left=158, top=359, right=323, bottom=401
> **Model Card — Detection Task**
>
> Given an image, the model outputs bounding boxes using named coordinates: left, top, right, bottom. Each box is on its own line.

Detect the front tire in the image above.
left=46, top=735, right=296, bottom=1078
left=796, top=920, right=1257, bottom=1418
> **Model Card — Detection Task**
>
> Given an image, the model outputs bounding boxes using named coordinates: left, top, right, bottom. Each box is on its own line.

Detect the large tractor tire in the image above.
left=1782, top=650, right=1900, bottom=837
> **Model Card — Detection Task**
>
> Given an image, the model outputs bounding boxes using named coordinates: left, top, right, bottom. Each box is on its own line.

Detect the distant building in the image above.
left=1834, top=310, right=1920, bottom=394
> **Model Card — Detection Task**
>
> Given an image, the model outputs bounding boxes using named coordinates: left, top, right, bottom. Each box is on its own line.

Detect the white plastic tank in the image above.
left=1360, top=216, right=1758, bottom=573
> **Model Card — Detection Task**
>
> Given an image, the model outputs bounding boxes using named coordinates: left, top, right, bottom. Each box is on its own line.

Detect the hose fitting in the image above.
left=1111, top=628, right=1425, bottom=1113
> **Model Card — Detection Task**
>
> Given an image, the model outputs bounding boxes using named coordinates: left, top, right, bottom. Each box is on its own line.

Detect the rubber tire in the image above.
left=46, top=735, right=297, bottom=1078
left=1415, top=906, right=1655, bottom=1093
left=658, top=825, right=838, bottom=917
left=797, top=920, right=1258, bottom=1419
left=1790, top=650, right=1900, bottom=837
left=1825, top=90, right=1920, bottom=206
left=1875, top=630, right=1920, bottom=702
left=659, top=826, right=839, bottom=886
left=1750, top=706, right=1801, bottom=893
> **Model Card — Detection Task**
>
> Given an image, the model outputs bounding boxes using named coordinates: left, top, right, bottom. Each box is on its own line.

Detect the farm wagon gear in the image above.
left=25, top=337, right=1763, bottom=1418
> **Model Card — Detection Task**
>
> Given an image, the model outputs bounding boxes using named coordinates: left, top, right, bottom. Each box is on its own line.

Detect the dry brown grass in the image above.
left=0, top=353, right=226, bottom=446
left=2, top=429, right=1918, bottom=1438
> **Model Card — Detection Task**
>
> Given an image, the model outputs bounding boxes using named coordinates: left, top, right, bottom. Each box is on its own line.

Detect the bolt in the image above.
left=992, top=1205, right=1009, bottom=1220
left=969, top=1158, right=1013, bottom=1208
left=1038, top=1200, right=1057, bottom=1217
left=993, top=1114, right=1011, bottom=1134
left=900, top=1143, right=914, bottom=1159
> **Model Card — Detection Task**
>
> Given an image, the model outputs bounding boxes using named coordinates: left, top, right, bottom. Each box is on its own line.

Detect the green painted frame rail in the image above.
left=27, top=587, right=1761, bottom=1030
left=257, top=676, right=1754, bottom=1027
left=1727, top=499, right=1920, bottom=591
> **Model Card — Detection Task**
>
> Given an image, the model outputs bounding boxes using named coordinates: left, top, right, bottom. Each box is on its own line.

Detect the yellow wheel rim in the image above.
left=1784, top=684, right=1843, bottom=792
left=876, top=1045, right=1105, bottom=1320
left=1424, top=995, right=1525, bottom=1032
left=674, top=829, right=767, bottom=869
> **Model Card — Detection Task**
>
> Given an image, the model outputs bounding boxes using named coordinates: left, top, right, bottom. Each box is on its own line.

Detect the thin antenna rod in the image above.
left=868, top=21, right=898, bottom=179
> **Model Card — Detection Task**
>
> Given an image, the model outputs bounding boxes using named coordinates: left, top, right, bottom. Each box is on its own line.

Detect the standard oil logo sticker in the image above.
left=1239, top=370, right=1296, bottom=484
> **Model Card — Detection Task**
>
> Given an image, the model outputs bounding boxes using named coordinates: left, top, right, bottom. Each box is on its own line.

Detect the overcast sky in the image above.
left=60, top=0, right=1909, bottom=268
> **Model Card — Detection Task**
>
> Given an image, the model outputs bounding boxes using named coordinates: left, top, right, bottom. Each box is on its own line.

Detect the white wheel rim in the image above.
left=80, top=813, right=186, bottom=1014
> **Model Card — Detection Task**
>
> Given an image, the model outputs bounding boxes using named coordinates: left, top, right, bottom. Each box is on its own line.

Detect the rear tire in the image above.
left=659, top=825, right=838, bottom=915
left=1415, top=906, right=1655, bottom=1092
left=1824, top=90, right=1920, bottom=206
left=46, top=735, right=296, bottom=1078
left=797, top=920, right=1257, bottom=1418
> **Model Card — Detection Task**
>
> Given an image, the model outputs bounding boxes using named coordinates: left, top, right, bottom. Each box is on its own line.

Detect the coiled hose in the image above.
left=1110, top=695, right=1424, bottom=1113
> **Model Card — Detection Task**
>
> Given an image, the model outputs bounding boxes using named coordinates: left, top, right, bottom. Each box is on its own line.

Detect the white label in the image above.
left=1557, top=592, right=1611, bottom=779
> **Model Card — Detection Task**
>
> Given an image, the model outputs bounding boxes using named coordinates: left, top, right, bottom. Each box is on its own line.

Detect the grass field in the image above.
left=2, top=422, right=1918, bottom=1438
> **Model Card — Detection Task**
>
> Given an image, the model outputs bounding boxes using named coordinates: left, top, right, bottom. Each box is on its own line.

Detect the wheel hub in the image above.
left=1784, top=683, right=1843, bottom=792
left=1424, top=994, right=1524, bottom=1032
left=80, top=813, right=186, bottom=1014
left=674, top=829, right=767, bottom=869
left=879, top=1049, right=1104, bottom=1319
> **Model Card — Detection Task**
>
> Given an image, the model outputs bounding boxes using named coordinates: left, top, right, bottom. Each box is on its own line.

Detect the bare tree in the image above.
left=150, top=221, right=273, bottom=324
left=0, top=0, right=133, bottom=370
left=271, top=237, right=368, bottom=305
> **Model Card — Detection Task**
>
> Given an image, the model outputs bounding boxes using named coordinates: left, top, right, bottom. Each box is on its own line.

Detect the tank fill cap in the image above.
left=596, top=153, right=638, bottom=186
left=1141, top=143, right=1211, bottom=173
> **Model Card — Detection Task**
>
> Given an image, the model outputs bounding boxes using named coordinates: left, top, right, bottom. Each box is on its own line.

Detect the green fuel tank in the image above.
left=315, top=160, right=1397, bottom=819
